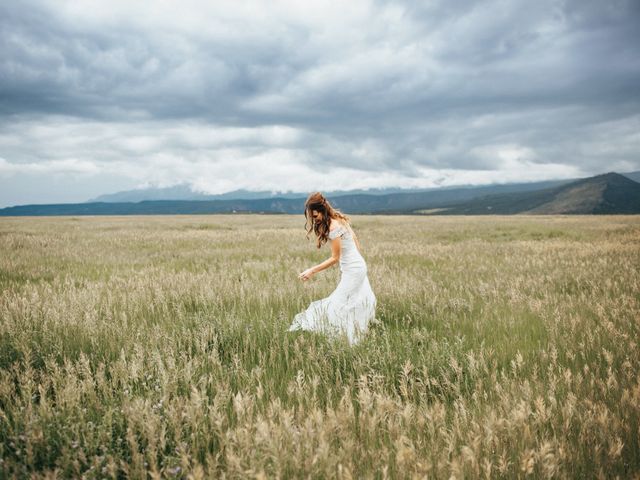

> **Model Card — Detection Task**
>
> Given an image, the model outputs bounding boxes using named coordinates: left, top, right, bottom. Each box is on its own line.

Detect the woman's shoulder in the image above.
left=329, top=218, right=348, bottom=231
left=328, top=219, right=349, bottom=239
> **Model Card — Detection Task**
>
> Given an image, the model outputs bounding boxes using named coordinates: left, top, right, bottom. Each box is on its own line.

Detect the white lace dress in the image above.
left=288, top=223, right=376, bottom=345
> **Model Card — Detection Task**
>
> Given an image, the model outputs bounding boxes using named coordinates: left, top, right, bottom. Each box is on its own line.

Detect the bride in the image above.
left=288, top=192, right=376, bottom=345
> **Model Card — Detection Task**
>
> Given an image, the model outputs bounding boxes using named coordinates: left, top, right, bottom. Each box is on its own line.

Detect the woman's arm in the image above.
left=299, top=236, right=341, bottom=281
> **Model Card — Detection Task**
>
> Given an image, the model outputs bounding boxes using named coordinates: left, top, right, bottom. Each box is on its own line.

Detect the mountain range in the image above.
left=2, top=171, right=639, bottom=216
left=424, top=172, right=640, bottom=215
left=88, top=185, right=436, bottom=202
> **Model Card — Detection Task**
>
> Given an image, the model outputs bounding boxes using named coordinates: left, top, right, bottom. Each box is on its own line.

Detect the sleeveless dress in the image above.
left=288, top=223, right=376, bottom=345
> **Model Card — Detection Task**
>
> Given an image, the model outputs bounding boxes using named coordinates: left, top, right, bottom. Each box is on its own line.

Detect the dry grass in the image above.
left=0, top=214, right=638, bottom=478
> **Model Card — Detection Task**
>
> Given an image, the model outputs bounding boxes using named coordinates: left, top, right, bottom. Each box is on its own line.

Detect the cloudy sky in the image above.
left=1, top=0, right=639, bottom=207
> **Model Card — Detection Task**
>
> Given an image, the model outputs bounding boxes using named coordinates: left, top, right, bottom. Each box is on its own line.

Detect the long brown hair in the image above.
left=304, top=192, right=350, bottom=248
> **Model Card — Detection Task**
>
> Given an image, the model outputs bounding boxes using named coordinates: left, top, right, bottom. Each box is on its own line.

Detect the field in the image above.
left=0, top=214, right=639, bottom=479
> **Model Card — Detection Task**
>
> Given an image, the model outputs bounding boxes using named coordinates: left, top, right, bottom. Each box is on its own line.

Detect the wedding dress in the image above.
left=288, top=223, right=376, bottom=345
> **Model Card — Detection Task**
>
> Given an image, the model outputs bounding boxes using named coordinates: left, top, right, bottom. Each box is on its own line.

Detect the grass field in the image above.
left=0, top=214, right=638, bottom=479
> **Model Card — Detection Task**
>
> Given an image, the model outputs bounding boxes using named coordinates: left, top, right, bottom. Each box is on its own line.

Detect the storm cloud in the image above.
left=1, top=0, right=639, bottom=206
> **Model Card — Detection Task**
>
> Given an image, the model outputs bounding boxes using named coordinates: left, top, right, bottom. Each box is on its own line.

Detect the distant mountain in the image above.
left=3, top=179, right=572, bottom=216
left=90, top=184, right=212, bottom=202
left=89, top=185, right=305, bottom=202
left=89, top=179, right=571, bottom=204
left=426, top=172, right=640, bottom=215
left=0, top=198, right=306, bottom=216
left=86, top=172, right=640, bottom=203
left=325, top=179, right=572, bottom=213
left=2, top=173, right=638, bottom=216
left=88, top=184, right=441, bottom=202
left=88, top=178, right=580, bottom=203
left=622, top=171, right=640, bottom=183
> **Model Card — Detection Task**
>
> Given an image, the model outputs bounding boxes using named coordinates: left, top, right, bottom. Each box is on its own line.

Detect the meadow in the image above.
left=0, top=214, right=638, bottom=479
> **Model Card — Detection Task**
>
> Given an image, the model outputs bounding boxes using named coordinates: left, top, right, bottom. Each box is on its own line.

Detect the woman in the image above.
left=288, top=192, right=376, bottom=345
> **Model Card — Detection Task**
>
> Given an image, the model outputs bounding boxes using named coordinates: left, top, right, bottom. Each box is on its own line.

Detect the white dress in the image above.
left=288, top=223, right=376, bottom=345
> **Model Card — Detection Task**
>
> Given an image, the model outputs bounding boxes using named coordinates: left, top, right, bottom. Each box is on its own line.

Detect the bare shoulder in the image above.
left=329, top=218, right=351, bottom=232
left=329, top=218, right=347, bottom=231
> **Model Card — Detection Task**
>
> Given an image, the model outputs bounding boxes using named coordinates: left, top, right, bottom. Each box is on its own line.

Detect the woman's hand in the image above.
left=298, top=268, right=315, bottom=281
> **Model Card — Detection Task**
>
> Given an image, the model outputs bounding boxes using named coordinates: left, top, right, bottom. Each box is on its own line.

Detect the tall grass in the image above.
left=0, top=214, right=638, bottom=478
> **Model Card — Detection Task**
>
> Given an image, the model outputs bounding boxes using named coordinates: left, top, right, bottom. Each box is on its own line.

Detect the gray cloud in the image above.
left=0, top=0, right=639, bottom=207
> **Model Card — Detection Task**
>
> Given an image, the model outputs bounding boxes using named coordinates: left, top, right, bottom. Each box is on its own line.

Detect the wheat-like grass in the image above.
left=0, top=214, right=638, bottom=478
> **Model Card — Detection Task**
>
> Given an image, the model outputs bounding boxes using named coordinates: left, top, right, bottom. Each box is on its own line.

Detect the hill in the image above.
left=0, top=198, right=304, bottom=216
left=0, top=180, right=570, bottom=216
left=622, top=170, right=640, bottom=183
left=2, top=173, right=639, bottom=216
left=88, top=179, right=572, bottom=203
left=427, top=172, right=640, bottom=215
left=88, top=185, right=437, bottom=202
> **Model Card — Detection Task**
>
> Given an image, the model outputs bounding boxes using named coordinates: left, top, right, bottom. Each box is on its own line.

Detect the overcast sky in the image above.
left=1, top=0, right=639, bottom=207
